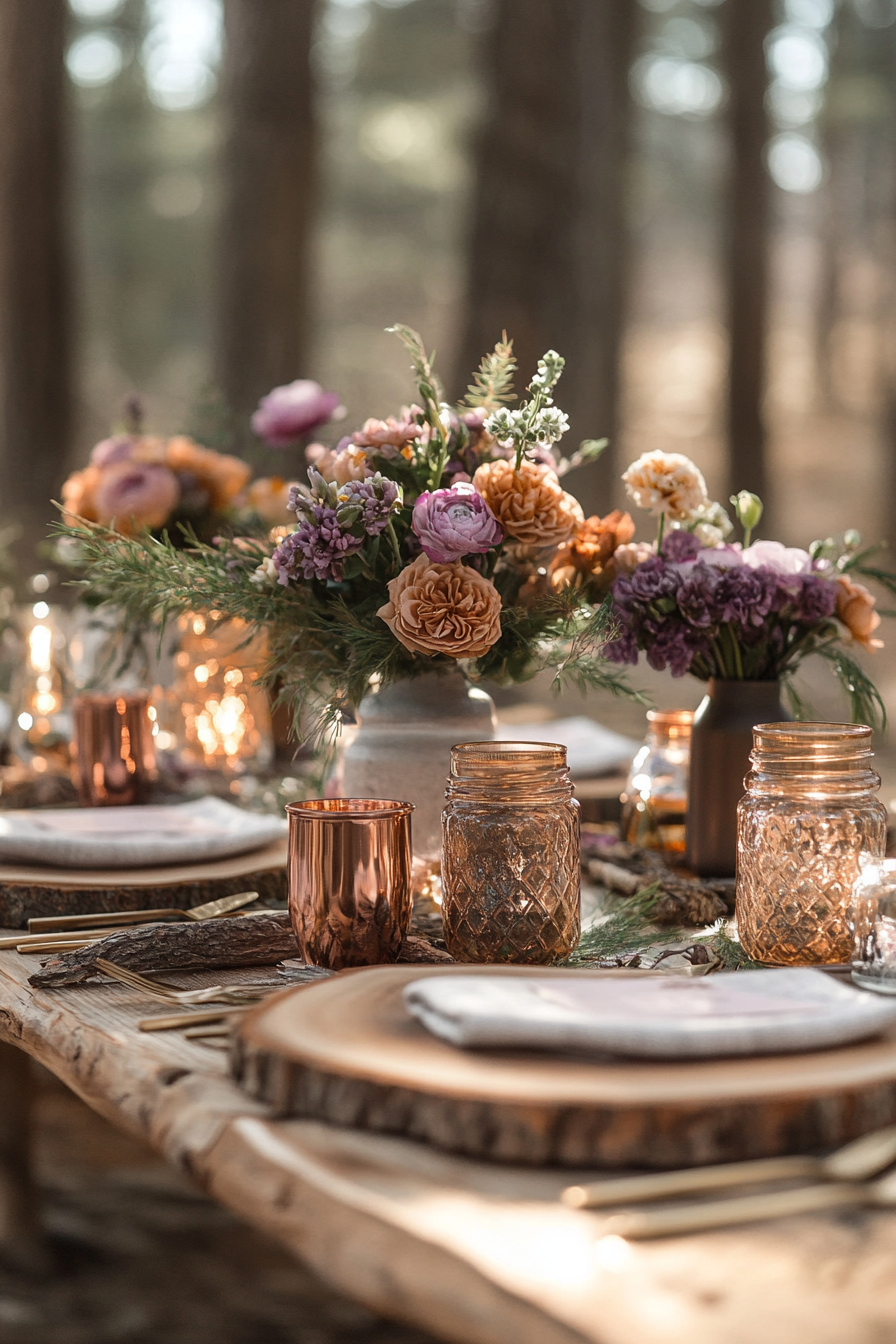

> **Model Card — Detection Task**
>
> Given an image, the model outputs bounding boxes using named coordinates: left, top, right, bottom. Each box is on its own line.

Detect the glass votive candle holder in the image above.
left=72, top=691, right=157, bottom=806
left=287, top=798, right=414, bottom=969
left=737, top=723, right=887, bottom=965
left=441, top=741, right=580, bottom=965
left=620, top=708, right=693, bottom=852
left=850, top=859, right=896, bottom=993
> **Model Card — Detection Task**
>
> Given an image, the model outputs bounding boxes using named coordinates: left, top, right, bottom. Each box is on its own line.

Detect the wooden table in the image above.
left=3, top=941, right=896, bottom=1344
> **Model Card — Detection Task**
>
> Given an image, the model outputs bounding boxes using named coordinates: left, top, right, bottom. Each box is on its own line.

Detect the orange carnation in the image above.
left=550, top=509, right=636, bottom=590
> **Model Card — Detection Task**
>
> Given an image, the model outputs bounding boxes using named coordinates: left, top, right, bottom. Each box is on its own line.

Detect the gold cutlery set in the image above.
left=561, top=1124, right=896, bottom=1238
left=0, top=889, right=263, bottom=954
left=3, top=890, right=271, bottom=1040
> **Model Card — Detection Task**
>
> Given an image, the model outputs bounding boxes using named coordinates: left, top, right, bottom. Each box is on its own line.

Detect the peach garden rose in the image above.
left=377, top=553, right=502, bottom=659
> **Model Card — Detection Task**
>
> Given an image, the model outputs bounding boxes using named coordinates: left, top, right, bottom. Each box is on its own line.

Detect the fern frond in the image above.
left=813, top=643, right=887, bottom=731
left=464, top=333, right=516, bottom=411
left=780, top=674, right=813, bottom=721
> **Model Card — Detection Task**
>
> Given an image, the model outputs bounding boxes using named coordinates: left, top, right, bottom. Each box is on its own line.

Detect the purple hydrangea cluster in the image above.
left=606, top=533, right=837, bottom=678
left=273, top=506, right=362, bottom=584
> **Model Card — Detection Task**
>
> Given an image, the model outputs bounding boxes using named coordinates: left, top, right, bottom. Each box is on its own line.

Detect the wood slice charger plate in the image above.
left=0, top=838, right=287, bottom=927
left=233, top=963, right=896, bottom=1169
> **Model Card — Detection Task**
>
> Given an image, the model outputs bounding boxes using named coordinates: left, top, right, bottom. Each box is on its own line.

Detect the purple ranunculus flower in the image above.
left=335, top=473, right=400, bottom=537
left=412, top=483, right=503, bottom=563
left=251, top=380, right=345, bottom=448
left=662, top=530, right=702, bottom=563
left=272, top=506, right=361, bottom=584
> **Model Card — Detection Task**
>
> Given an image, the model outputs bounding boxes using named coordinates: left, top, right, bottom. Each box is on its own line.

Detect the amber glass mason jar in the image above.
left=441, top=741, right=580, bottom=964
left=737, top=723, right=886, bottom=965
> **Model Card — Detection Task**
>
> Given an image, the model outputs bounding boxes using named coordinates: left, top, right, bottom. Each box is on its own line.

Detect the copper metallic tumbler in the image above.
left=72, top=692, right=157, bottom=806
left=286, top=798, right=414, bottom=969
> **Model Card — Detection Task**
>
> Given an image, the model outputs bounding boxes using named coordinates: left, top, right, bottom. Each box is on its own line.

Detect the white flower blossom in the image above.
left=251, top=555, right=279, bottom=587
left=622, top=451, right=709, bottom=522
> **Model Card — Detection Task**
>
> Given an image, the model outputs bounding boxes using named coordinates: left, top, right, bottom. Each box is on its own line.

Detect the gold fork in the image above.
left=94, top=957, right=264, bottom=1006
left=26, top=889, right=262, bottom=934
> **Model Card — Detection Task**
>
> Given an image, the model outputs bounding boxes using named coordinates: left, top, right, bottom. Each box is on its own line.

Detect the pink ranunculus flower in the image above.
left=251, top=380, right=345, bottom=448
left=92, top=460, right=181, bottom=533
left=412, top=483, right=503, bottom=564
left=741, top=540, right=812, bottom=574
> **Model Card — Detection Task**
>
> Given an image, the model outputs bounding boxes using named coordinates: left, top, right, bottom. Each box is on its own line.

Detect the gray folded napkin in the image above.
left=402, top=968, right=896, bottom=1059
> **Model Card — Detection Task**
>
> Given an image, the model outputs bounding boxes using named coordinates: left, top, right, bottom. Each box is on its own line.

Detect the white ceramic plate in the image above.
left=0, top=797, right=287, bottom=870
left=403, top=968, right=896, bottom=1059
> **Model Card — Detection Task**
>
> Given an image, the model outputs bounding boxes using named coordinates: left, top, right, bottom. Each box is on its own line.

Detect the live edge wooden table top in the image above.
left=3, top=940, right=896, bottom=1344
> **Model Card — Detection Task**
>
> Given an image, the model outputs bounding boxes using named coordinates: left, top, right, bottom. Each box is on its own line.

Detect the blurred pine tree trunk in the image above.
left=454, top=0, right=636, bottom=515
left=721, top=0, right=773, bottom=507
left=0, top=0, right=71, bottom=571
left=215, top=0, right=317, bottom=443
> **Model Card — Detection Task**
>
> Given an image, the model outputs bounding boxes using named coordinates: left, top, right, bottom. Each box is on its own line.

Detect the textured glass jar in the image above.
left=620, top=709, right=693, bottom=852
left=441, top=741, right=580, bottom=964
left=737, top=723, right=886, bottom=965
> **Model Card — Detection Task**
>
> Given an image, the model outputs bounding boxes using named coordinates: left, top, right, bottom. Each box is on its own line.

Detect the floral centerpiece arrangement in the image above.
left=594, top=449, right=893, bottom=727
left=56, top=328, right=632, bottom=742
left=62, top=428, right=252, bottom=544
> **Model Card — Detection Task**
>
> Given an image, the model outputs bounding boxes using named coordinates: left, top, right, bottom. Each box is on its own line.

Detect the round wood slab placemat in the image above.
left=0, top=838, right=287, bottom=926
left=232, top=963, right=896, bottom=1169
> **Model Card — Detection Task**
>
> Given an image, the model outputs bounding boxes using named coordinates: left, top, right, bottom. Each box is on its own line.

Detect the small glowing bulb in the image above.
left=17, top=712, right=33, bottom=730
left=32, top=601, right=50, bottom=619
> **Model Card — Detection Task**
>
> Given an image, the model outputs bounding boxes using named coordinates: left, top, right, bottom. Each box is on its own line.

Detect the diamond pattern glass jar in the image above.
left=441, top=741, right=580, bottom=964
left=736, top=723, right=886, bottom=965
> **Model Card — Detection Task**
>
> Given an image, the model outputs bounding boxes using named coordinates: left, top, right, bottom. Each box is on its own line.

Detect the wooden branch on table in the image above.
left=29, top=916, right=455, bottom=987
left=29, top=911, right=299, bottom=986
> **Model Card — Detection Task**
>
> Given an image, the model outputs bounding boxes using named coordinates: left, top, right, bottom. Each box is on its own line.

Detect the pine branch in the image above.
left=564, top=884, right=673, bottom=965
left=464, top=333, right=516, bottom=411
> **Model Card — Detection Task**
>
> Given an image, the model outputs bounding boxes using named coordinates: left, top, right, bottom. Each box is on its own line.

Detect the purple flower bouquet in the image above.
left=604, top=451, right=894, bottom=727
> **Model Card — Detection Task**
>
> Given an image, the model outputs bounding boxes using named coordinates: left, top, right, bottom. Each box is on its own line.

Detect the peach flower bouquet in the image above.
left=58, top=327, right=635, bottom=743
left=62, top=428, right=255, bottom=544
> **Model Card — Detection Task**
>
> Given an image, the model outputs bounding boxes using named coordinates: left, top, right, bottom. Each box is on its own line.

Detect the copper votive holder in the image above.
left=287, top=798, right=414, bottom=970
left=72, top=692, right=157, bottom=807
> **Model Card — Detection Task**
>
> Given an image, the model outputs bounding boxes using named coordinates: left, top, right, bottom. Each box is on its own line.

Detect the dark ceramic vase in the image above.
left=685, top=678, right=791, bottom=878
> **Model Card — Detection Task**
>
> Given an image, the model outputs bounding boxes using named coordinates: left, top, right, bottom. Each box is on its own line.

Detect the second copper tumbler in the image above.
left=287, top=798, right=414, bottom=969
